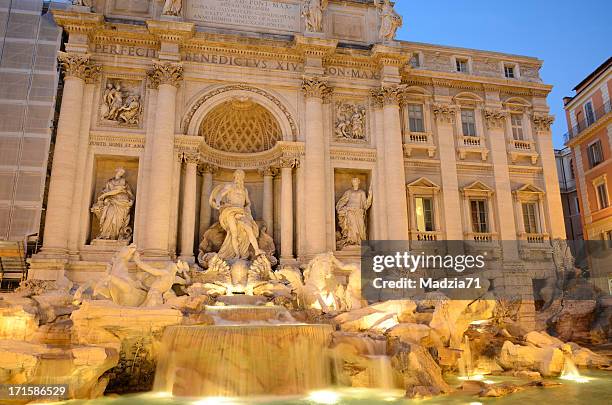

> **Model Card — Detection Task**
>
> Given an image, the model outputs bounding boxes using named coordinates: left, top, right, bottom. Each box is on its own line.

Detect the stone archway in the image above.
left=181, top=84, right=298, bottom=141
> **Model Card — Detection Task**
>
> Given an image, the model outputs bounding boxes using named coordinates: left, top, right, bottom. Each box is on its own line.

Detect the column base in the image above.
left=279, top=257, right=298, bottom=267
left=27, top=255, right=69, bottom=281
left=178, top=255, right=195, bottom=265
left=141, top=249, right=171, bottom=261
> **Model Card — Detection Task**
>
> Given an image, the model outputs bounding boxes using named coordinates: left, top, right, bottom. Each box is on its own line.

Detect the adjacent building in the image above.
left=0, top=0, right=63, bottom=242
left=564, top=57, right=612, bottom=242
left=555, top=147, right=583, bottom=242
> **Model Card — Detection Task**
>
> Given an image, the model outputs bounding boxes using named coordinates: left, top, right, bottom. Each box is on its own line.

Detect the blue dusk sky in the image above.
left=393, top=0, right=612, bottom=149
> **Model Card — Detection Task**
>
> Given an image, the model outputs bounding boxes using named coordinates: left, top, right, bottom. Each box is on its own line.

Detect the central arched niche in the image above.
left=199, top=97, right=282, bottom=153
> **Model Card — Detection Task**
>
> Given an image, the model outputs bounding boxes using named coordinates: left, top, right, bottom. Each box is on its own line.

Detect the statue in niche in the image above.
left=374, top=0, right=403, bottom=42
left=91, top=167, right=134, bottom=241
left=209, top=169, right=264, bottom=261
left=336, top=177, right=373, bottom=249
left=335, top=103, right=366, bottom=140
left=162, top=0, right=182, bottom=16
left=302, top=0, right=328, bottom=32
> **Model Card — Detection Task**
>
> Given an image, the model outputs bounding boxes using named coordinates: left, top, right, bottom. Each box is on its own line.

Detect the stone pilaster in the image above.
left=198, top=164, right=218, bottom=238
left=370, top=91, right=388, bottom=240
left=259, top=166, right=278, bottom=237
left=485, top=108, right=519, bottom=259
left=532, top=113, right=566, bottom=239
left=302, top=77, right=332, bottom=254
left=279, top=157, right=299, bottom=262
left=144, top=61, right=183, bottom=257
left=41, top=53, right=99, bottom=256
left=375, top=86, right=409, bottom=240
left=432, top=102, right=463, bottom=240
left=179, top=152, right=199, bottom=263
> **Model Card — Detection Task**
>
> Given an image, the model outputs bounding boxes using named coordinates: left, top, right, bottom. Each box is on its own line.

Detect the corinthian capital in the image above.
left=58, top=52, right=100, bottom=81
left=278, top=156, right=300, bottom=169
left=483, top=109, right=508, bottom=129
left=258, top=166, right=278, bottom=177
left=147, top=61, right=184, bottom=89
left=302, top=77, right=332, bottom=101
left=432, top=103, right=458, bottom=124
left=532, top=113, right=554, bottom=132
left=183, top=151, right=200, bottom=164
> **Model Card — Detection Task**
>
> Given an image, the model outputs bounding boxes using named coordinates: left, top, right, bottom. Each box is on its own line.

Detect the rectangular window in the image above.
left=522, top=202, right=539, bottom=233
left=597, top=183, right=609, bottom=209
left=504, top=65, right=515, bottom=78
left=470, top=200, right=489, bottom=233
left=415, top=197, right=434, bottom=232
left=461, top=109, right=477, bottom=136
left=587, top=140, right=603, bottom=168
left=408, top=104, right=425, bottom=132
left=456, top=58, right=468, bottom=73
left=511, top=114, right=524, bottom=140
left=585, top=101, right=596, bottom=125
left=574, top=196, right=580, bottom=214
left=569, top=159, right=575, bottom=179
left=410, top=53, right=420, bottom=68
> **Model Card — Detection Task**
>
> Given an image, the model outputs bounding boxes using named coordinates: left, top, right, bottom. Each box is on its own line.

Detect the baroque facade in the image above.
left=29, top=1, right=566, bottom=323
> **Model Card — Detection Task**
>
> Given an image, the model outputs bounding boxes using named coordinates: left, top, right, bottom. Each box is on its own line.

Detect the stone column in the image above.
left=179, top=153, right=198, bottom=263
left=302, top=78, right=331, bottom=254
left=259, top=166, right=277, bottom=236
left=144, top=62, right=183, bottom=257
left=371, top=95, right=388, bottom=240
left=484, top=109, right=518, bottom=259
left=432, top=103, right=464, bottom=239
left=533, top=114, right=566, bottom=239
left=280, top=158, right=298, bottom=261
left=42, top=53, right=99, bottom=255
left=198, top=164, right=217, bottom=237
left=378, top=86, right=409, bottom=240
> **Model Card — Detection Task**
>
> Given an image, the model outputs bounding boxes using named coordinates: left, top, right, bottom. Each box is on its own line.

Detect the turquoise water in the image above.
left=52, top=370, right=612, bottom=405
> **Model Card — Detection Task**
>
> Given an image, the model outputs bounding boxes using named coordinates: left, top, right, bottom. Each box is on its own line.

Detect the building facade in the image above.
left=564, top=57, right=612, bottom=242
left=27, top=1, right=568, bottom=323
left=0, top=0, right=63, bottom=241
left=555, top=147, right=583, bottom=242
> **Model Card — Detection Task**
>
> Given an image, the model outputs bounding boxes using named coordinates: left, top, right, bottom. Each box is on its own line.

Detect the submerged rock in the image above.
left=498, top=340, right=564, bottom=376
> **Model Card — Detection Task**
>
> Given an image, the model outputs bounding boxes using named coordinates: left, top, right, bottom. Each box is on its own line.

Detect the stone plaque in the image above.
left=186, top=0, right=301, bottom=33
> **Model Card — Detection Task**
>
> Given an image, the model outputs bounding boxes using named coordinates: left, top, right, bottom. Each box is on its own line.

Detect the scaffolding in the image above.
left=0, top=0, right=63, bottom=242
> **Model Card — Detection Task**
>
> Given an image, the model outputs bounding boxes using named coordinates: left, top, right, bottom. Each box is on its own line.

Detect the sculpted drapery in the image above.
left=162, top=0, right=182, bottom=16
left=91, top=167, right=134, bottom=241
left=209, top=169, right=263, bottom=260
left=336, top=178, right=373, bottom=249
left=374, top=0, right=402, bottom=42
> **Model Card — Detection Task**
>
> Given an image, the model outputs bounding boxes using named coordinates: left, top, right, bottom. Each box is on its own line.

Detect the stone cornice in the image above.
left=58, top=52, right=100, bottom=82
left=52, top=10, right=104, bottom=35
left=181, top=41, right=302, bottom=62
left=371, top=44, right=409, bottom=68
left=405, top=70, right=553, bottom=97
left=91, top=28, right=159, bottom=48
left=293, top=35, right=339, bottom=58
left=146, top=20, right=195, bottom=44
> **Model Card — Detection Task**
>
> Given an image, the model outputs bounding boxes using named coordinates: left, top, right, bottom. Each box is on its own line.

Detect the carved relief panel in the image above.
left=99, top=77, right=144, bottom=129
left=334, top=101, right=367, bottom=143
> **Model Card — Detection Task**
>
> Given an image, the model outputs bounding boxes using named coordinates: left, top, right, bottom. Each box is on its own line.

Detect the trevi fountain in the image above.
left=1, top=0, right=610, bottom=404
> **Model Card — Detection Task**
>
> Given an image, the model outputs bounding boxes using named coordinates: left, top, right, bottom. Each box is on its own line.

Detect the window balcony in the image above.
left=508, top=139, right=539, bottom=164
left=403, top=131, right=436, bottom=158
left=457, top=135, right=489, bottom=161
left=564, top=100, right=612, bottom=143
left=411, top=230, right=440, bottom=241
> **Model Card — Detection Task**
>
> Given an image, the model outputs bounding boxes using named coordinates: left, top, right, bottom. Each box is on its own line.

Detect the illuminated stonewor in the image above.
left=0, top=0, right=610, bottom=403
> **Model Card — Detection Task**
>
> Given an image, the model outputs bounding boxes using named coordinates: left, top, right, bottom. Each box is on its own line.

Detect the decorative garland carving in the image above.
left=198, top=163, right=219, bottom=175
left=431, top=103, right=457, bottom=124
left=58, top=52, right=100, bottom=82
left=532, top=113, right=554, bottom=132
left=483, top=109, right=508, bottom=129
left=147, top=61, right=183, bottom=89
left=181, top=84, right=298, bottom=138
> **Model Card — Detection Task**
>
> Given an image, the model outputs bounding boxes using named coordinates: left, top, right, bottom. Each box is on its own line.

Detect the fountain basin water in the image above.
left=153, top=323, right=333, bottom=397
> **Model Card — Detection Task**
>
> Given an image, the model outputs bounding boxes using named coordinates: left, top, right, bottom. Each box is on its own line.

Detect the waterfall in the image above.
left=458, top=335, right=473, bottom=378
left=560, top=354, right=589, bottom=383
left=153, top=323, right=333, bottom=396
